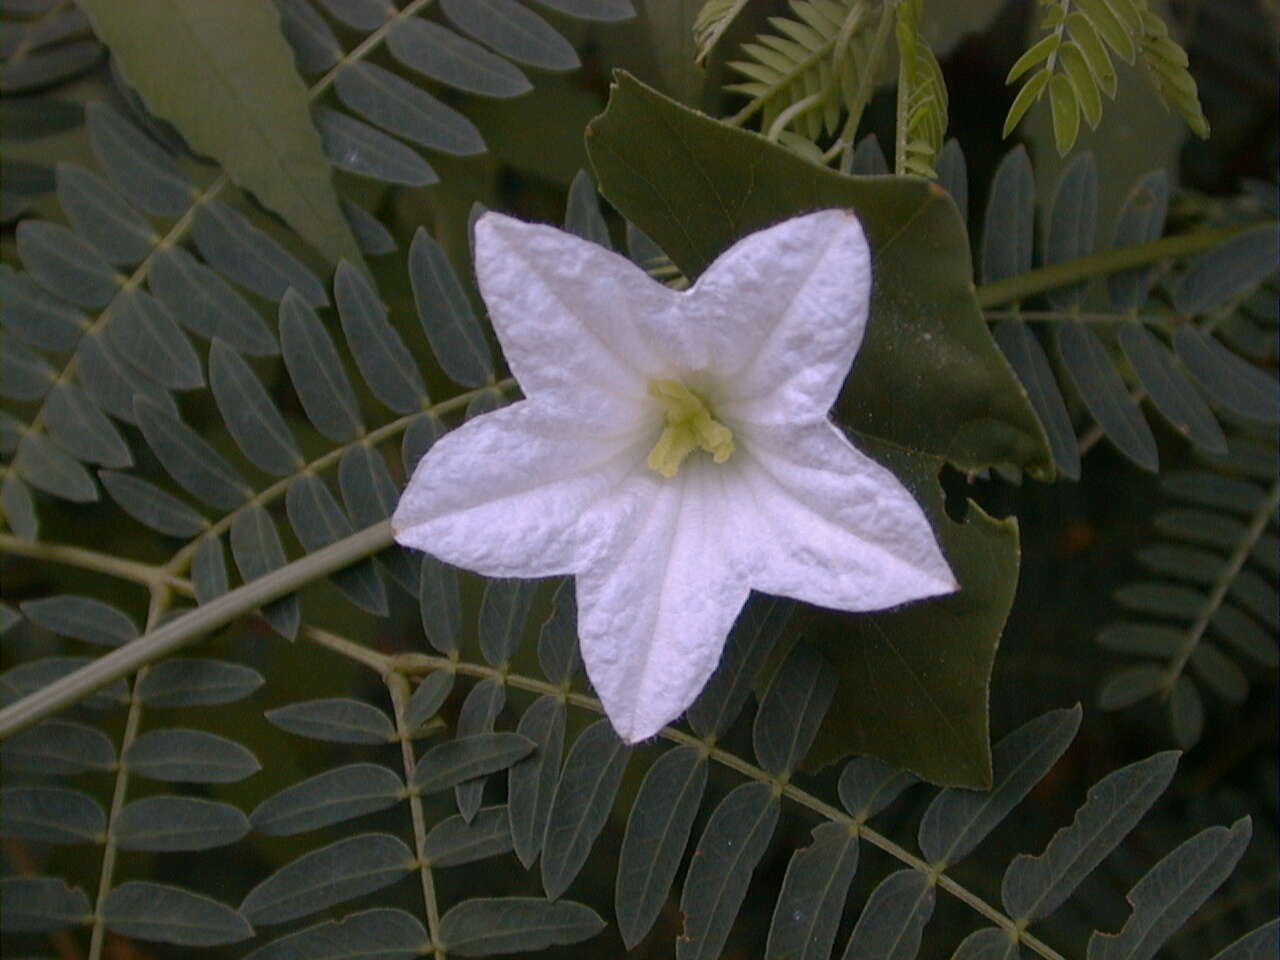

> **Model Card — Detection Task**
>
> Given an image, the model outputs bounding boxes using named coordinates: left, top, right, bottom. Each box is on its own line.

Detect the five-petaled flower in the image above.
left=393, top=209, right=957, bottom=744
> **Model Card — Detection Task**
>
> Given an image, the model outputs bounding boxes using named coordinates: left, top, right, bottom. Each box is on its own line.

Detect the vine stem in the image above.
left=1163, top=478, right=1280, bottom=691
left=974, top=222, right=1266, bottom=307
left=385, top=674, right=446, bottom=960
left=86, top=584, right=173, bottom=960
left=0, top=533, right=1069, bottom=960
left=383, top=649, right=1067, bottom=960
left=0, top=521, right=394, bottom=738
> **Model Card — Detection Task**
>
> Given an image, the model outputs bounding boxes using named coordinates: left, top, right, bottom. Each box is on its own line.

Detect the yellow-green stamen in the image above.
left=646, top=379, right=735, bottom=478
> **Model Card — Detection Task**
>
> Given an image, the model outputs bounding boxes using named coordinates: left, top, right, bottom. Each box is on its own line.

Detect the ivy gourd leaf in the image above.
left=586, top=73, right=1047, bottom=786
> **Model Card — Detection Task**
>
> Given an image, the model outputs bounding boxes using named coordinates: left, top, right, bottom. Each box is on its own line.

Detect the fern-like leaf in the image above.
left=1004, top=0, right=1208, bottom=154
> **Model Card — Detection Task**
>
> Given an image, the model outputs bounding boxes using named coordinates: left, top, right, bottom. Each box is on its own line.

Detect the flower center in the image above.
left=646, top=379, right=735, bottom=479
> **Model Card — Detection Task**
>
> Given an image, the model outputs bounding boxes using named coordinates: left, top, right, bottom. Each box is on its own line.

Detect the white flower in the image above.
left=393, top=209, right=957, bottom=743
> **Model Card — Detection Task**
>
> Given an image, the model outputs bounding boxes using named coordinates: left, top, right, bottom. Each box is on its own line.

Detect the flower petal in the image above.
left=733, top=418, right=957, bottom=611
left=575, top=459, right=753, bottom=743
left=680, top=209, right=871, bottom=422
left=392, top=400, right=650, bottom=578
left=474, top=212, right=679, bottom=427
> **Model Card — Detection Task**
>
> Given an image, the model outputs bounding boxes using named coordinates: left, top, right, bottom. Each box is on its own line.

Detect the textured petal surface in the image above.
left=474, top=213, right=678, bottom=427
left=392, top=400, right=651, bottom=578
left=681, top=210, right=871, bottom=423
left=732, top=418, right=956, bottom=610
left=575, top=459, right=753, bottom=743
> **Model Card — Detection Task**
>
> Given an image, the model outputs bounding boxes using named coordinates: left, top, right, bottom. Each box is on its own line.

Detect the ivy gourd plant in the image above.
left=0, top=2, right=1276, bottom=959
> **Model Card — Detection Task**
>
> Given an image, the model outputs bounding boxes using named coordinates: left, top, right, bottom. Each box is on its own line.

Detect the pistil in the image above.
left=646, top=379, right=735, bottom=478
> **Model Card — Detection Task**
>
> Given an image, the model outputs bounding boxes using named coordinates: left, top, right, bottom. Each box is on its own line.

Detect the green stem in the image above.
left=974, top=222, right=1266, bottom=308
left=0, top=521, right=394, bottom=738
left=825, top=0, right=896, bottom=171
left=386, top=649, right=1065, bottom=960
left=386, top=673, right=446, bottom=959
left=87, top=586, right=172, bottom=960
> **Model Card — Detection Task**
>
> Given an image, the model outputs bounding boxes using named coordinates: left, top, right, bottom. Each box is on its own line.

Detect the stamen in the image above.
left=646, top=379, right=735, bottom=478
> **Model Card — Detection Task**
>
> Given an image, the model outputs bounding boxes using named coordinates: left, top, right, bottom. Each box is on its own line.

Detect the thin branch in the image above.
left=0, top=521, right=395, bottom=738
left=87, top=585, right=172, bottom=960
left=385, top=673, right=446, bottom=960
left=385, top=650, right=1068, bottom=960
left=164, top=379, right=517, bottom=576
left=974, top=222, right=1271, bottom=308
